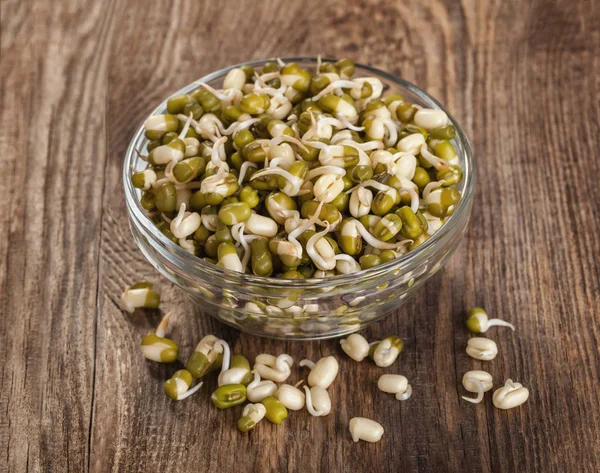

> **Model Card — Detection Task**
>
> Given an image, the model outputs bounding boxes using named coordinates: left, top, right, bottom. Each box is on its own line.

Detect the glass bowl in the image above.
left=123, top=57, right=475, bottom=340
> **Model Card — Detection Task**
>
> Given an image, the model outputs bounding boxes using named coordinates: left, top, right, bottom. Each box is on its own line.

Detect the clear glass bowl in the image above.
left=123, top=57, right=475, bottom=340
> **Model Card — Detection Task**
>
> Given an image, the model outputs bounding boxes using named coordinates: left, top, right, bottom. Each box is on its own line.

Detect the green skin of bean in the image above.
left=140, top=191, right=156, bottom=211
left=347, top=165, right=373, bottom=184
left=301, top=201, right=341, bottom=224
left=240, top=94, right=270, bottom=115
left=218, top=202, right=252, bottom=226
left=204, top=236, right=219, bottom=259
left=311, top=75, right=331, bottom=96
left=428, top=188, right=461, bottom=218
left=192, top=89, right=221, bottom=113
left=221, top=196, right=240, bottom=206
left=251, top=238, right=274, bottom=277
left=239, top=186, right=260, bottom=208
left=466, top=307, right=487, bottom=333
left=243, top=141, right=267, bottom=163
left=360, top=254, right=381, bottom=269
left=233, top=129, right=255, bottom=150
left=396, top=206, right=426, bottom=239
left=331, top=191, right=349, bottom=213
left=335, top=58, right=356, bottom=77
left=281, top=270, right=304, bottom=279
left=183, top=101, right=203, bottom=120
left=434, top=140, right=457, bottom=161
left=395, top=103, right=417, bottom=122
left=190, top=190, right=208, bottom=211
left=238, top=416, right=258, bottom=433
left=211, top=384, right=247, bottom=409
left=379, top=249, right=397, bottom=263
left=371, top=192, right=396, bottom=216
left=436, top=165, right=462, bottom=186
left=147, top=140, right=161, bottom=152
left=261, top=396, right=288, bottom=424
left=155, top=183, right=177, bottom=213
left=215, top=223, right=234, bottom=244
left=429, top=125, right=456, bottom=140
left=194, top=225, right=212, bottom=245
left=131, top=172, right=147, bottom=189
left=297, top=265, right=314, bottom=278
left=156, top=220, right=178, bottom=243
left=141, top=334, right=179, bottom=362
left=167, top=94, right=193, bottom=114
left=186, top=351, right=223, bottom=379
left=374, top=214, right=402, bottom=241
left=339, top=233, right=362, bottom=256
left=173, top=157, right=206, bottom=183
left=319, top=62, right=337, bottom=74
left=222, top=105, right=243, bottom=126
left=412, top=167, right=431, bottom=189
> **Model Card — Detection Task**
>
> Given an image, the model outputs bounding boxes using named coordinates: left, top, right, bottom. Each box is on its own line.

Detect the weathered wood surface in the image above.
left=2, top=0, right=599, bottom=471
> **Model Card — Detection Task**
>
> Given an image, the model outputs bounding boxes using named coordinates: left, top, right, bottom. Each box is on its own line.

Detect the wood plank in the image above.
left=0, top=0, right=119, bottom=471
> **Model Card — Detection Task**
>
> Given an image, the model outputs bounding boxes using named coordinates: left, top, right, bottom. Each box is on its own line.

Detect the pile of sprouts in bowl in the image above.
left=131, top=57, right=463, bottom=280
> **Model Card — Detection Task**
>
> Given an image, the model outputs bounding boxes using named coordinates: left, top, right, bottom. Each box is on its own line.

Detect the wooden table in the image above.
left=2, top=0, right=599, bottom=471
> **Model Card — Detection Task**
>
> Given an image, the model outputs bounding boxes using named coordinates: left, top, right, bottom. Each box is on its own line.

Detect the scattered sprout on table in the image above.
left=140, top=313, right=178, bottom=362
left=119, top=281, right=160, bottom=313
left=253, top=353, right=294, bottom=382
left=186, top=335, right=224, bottom=378
left=275, top=383, right=306, bottom=411
left=461, top=370, right=493, bottom=404
left=465, top=337, right=498, bottom=361
left=377, top=374, right=412, bottom=401
left=466, top=307, right=515, bottom=333
left=492, top=379, right=530, bottom=410
left=246, top=370, right=278, bottom=402
left=300, top=356, right=339, bottom=389
left=164, top=369, right=203, bottom=401
left=303, top=385, right=331, bottom=417
left=238, top=403, right=267, bottom=432
left=369, top=336, right=404, bottom=367
left=349, top=417, right=384, bottom=443
left=261, top=395, right=288, bottom=424
left=340, top=333, right=370, bottom=361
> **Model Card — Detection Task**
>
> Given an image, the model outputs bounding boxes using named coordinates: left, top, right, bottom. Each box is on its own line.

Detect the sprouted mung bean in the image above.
left=275, top=383, right=306, bottom=411
left=461, top=370, right=493, bottom=404
left=133, top=57, right=463, bottom=278
left=369, top=336, right=404, bottom=367
left=377, top=374, right=412, bottom=401
left=300, top=356, right=339, bottom=389
left=466, top=307, right=515, bottom=333
left=246, top=370, right=278, bottom=402
left=304, top=385, right=332, bottom=417
left=140, top=314, right=179, bottom=363
left=164, top=369, right=203, bottom=401
left=492, top=379, right=530, bottom=410
left=465, top=337, right=498, bottom=361
left=340, top=333, right=370, bottom=361
left=261, top=395, right=289, bottom=424
left=119, top=281, right=160, bottom=313
left=238, top=403, right=267, bottom=432
left=253, top=353, right=294, bottom=382
left=186, top=335, right=224, bottom=378
left=349, top=417, right=384, bottom=443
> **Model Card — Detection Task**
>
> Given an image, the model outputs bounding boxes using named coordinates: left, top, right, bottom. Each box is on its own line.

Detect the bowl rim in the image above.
left=123, top=56, right=475, bottom=289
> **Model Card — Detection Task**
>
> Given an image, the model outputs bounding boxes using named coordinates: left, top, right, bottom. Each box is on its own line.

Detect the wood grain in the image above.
left=2, top=0, right=599, bottom=472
